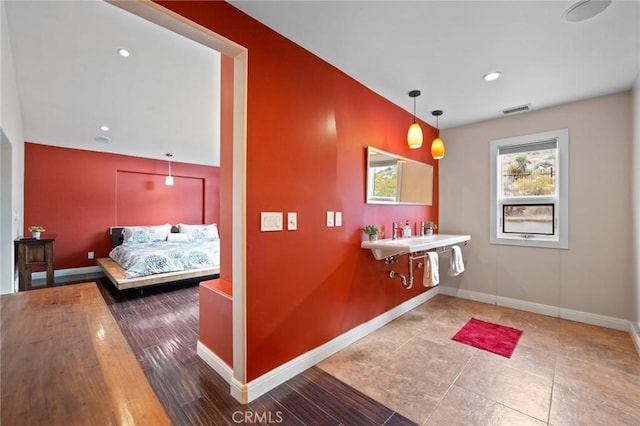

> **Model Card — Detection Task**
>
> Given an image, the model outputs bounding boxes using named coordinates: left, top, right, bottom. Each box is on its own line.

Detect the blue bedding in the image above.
left=109, top=240, right=220, bottom=279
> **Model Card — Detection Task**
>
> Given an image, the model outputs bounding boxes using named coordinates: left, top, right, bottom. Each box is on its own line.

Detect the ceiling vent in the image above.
left=501, top=104, right=531, bottom=115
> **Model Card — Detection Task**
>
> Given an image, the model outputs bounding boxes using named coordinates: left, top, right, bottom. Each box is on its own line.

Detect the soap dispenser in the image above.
left=402, top=220, right=412, bottom=238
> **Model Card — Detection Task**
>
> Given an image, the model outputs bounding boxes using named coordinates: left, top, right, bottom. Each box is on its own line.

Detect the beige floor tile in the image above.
left=556, top=321, right=640, bottom=376
left=550, top=355, right=640, bottom=425
left=426, top=385, right=546, bottom=426
left=316, top=294, right=640, bottom=426
left=453, top=355, right=552, bottom=422
left=550, top=381, right=640, bottom=426
left=473, top=341, right=557, bottom=382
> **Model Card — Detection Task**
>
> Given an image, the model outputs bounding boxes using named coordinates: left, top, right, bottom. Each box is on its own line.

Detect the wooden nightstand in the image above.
left=14, top=236, right=55, bottom=291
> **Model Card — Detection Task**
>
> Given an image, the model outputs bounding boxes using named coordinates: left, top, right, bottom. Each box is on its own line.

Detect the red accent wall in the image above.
left=24, top=143, right=220, bottom=270
left=159, top=0, right=440, bottom=381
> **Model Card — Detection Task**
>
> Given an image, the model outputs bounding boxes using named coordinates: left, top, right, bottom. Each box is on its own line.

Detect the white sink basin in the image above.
left=361, top=234, right=471, bottom=260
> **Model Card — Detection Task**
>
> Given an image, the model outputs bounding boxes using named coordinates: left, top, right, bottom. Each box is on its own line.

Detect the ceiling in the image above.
left=229, top=0, right=639, bottom=129
left=4, top=1, right=639, bottom=166
left=5, top=1, right=221, bottom=166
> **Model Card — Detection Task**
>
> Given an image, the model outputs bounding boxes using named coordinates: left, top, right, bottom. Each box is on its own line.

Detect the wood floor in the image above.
left=1, top=282, right=170, bottom=425
left=95, top=278, right=414, bottom=425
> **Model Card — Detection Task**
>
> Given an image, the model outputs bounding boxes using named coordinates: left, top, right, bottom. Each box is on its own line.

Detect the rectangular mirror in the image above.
left=366, top=146, right=433, bottom=205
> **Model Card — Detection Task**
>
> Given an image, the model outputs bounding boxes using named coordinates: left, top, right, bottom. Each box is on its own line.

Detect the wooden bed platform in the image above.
left=97, top=257, right=220, bottom=290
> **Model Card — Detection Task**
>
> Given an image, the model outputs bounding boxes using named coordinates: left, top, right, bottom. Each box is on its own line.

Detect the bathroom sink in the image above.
left=361, top=234, right=471, bottom=260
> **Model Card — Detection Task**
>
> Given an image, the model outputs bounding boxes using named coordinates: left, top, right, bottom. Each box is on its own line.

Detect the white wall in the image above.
left=1, top=2, right=26, bottom=294
left=440, top=91, right=634, bottom=323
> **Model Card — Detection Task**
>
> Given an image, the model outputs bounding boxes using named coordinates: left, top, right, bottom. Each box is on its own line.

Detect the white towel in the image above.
left=448, top=245, right=465, bottom=276
left=424, top=251, right=439, bottom=287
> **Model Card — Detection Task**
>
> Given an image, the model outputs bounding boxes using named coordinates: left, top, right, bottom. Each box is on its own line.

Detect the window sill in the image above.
left=490, top=235, right=568, bottom=249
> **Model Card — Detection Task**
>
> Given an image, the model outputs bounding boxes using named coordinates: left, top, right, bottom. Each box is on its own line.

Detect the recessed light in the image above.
left=563, top=0, right=611, bottom=23
left=483, top=71, right=502, bottom=81
left=94, top=136, right=111, bottom=144
left=118, top=48, right=130, bottom=58
left=100, top=125, right=109, bottom=131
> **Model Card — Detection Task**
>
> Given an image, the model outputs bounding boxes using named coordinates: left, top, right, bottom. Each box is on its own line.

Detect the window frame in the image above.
left=489, top=129, right=569, bottom=249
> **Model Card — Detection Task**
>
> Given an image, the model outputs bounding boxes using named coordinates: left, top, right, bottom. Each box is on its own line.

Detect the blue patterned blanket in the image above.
left=109, top=240, right=220, bottom=278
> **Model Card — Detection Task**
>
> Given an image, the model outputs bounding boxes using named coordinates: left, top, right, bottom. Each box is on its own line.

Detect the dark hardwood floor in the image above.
left=94, top=278, right=415, bottom=425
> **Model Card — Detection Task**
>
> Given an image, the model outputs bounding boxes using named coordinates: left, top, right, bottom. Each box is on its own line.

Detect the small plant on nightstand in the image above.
left=363, top=224, right=381, bottom=241
left=28, top=225, right=45, bottom=239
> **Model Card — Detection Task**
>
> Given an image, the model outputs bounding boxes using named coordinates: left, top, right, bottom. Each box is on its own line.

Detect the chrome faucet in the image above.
left=392, top=222, right=401, bottom=239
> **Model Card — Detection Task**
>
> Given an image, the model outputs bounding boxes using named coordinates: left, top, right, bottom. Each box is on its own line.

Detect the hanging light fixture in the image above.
left=431, top=110, right=445, bottom=159
left=407, top=90, right=423, bottom=149
left=165, top=153, right=174, bottom=186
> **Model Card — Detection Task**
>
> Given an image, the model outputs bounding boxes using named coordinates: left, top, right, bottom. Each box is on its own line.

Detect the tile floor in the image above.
left=317, top=294, right=640, bottom=425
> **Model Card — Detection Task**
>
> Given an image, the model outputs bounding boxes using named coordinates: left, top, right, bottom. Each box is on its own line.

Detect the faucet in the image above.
left=392, top=222, right=401, bottom=239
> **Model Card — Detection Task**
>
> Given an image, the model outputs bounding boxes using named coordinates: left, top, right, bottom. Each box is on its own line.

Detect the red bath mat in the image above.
left=452, top=318, right=523, bottom=358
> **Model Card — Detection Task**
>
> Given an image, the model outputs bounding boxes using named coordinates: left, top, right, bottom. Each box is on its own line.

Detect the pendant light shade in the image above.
left=407, top=90, right=423, bottom=149
left=431, top=110, right=445, bottom=159
left=407, top=122, right=423, bottom=149
left=165, top=153, right=174, bottom=186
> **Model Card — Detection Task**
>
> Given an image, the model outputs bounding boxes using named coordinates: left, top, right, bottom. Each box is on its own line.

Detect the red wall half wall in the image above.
left=24, top=143, right=220, bottom=270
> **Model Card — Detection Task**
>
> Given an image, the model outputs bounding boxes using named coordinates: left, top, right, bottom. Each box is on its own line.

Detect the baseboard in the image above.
left=201, top=287, right=440, bottom=404
left=496, top=295, right=560, bottom=318
left=439, top=285, right=630, bottom=332
left=438, top=286, right=497, bottom=305
left=32, top=266, right=103, bottom=279
left=196, top=341, right=233, bottom=383
left=630, top=321, right=640, bottom=357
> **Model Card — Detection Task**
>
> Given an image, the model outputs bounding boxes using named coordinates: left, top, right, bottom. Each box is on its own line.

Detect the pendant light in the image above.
left=431, top=110, right=445, bottom=159
left=165, top=153, right=174, bottom=186
left=407, top=90, right=423, bottom=149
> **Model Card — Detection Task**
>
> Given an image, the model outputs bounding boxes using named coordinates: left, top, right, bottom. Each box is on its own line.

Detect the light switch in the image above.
left=326, top=211, right=334, bottom=227
left=287, top=212, right=297, bottom=230
left=261, top=212, right=283, bottom=231
left=335, top=211, right=342, bottom=227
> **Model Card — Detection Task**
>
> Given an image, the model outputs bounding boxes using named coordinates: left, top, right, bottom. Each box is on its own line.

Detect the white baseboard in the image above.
left=439, top=285, right=631, bottom=332
left=32, top=266, right=103, bottom=279
left=196, top=341, right=233, bottom=383
left=200, top=287, right=440, bottom=404
left=438, top=286, right=497, bottom=305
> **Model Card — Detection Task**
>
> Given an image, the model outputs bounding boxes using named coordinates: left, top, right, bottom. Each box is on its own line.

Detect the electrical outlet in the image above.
left=88, top=251, right=94, bottom=259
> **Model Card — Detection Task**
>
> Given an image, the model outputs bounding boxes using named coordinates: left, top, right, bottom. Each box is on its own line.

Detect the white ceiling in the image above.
left=5, top=0, right=221, bottom=166
left=4, top=1, right=639, bottom=166
left=229, top=0, right=640, bottom=129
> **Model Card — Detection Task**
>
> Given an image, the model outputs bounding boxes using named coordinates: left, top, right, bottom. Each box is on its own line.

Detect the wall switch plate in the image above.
left=287, top=212, right=297, bottom=230
left=335, top=211, right=342, bottom=227
left=326, top=211, right=334, bottom=227
left=261, top=212, right=283, bottom=231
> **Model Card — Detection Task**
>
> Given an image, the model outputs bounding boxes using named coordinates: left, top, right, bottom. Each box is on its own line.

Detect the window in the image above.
left=490, top=129, right=568, bottom=249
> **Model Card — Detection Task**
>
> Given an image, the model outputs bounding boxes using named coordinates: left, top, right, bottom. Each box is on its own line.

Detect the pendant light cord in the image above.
left=413, top=96, right=417, bottom=124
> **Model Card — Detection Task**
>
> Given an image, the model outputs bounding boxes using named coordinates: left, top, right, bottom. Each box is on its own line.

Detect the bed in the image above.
left=97, top=224, right=220, bottom=290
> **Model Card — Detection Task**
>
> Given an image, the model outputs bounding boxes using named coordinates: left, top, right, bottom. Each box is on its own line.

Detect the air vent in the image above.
left=501, top=104, right=531, bottom=115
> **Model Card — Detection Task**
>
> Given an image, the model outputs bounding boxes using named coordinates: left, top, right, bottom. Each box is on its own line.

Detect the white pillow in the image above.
left=177, top=223, right=219, bottom=241
left=167, top=232, right=190, bottom=243
left=122, top=224, right=171, bottom=244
